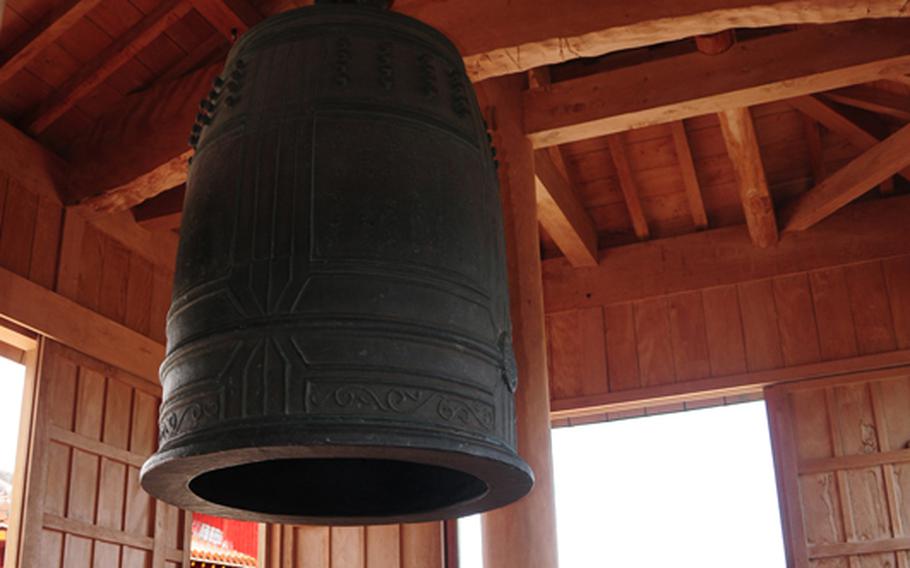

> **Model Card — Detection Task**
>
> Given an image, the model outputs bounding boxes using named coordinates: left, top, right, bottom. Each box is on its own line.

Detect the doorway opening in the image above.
left=457, top=399, right=786, bottom=567
left=0, top=344, right=28, bottom=568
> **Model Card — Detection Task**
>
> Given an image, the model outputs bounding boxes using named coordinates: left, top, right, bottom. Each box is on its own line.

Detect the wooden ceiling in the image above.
left=1, top=0, right=909, bottom=262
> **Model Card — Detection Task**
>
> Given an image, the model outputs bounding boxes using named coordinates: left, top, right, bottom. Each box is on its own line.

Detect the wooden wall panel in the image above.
left=547, top=254, right=910, bottom=418
left=0, top=173, right=63, bottom=287
left=16, top=340, right=188, bottom=567
left=57, top=217, right=172, bottom=342
left=766, top=371, right=910, bottom=567
left=264, top=522, right=444, bottom=568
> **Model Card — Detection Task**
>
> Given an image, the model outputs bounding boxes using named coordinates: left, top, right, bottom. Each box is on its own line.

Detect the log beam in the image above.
left=524, top=20, right=910, bottom=148
left=718, top=108, right=777, bottom=247
left=25, top=0, right=194, bottom=135
left=264, top=0, right=910, bottom=83
left=534, top=150, right=598, bottom=267
left=782, top=122, right=910, bottom=231
left=132, top=186, right=185, bottom=232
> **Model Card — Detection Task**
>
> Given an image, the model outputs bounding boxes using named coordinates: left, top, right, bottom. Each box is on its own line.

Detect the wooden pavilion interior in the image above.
left=1, top=1, right=910, bottom=567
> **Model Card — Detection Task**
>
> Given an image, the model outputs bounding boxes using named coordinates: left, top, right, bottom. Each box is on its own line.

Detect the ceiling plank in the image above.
left=542, top=194, right=910, bottom=313
left=132, top=185, right=185, bottom=232
left=189, top=0, right=263, bottom=39
left=264, top=0, right=910, bottom=82
left=801, top=115, right=825, bottom=183
left=782, top=122, right=910, bottom=232
left=606, top=135, right=649, bottom=240
left=0, top=0, right=103, bottom=86
left=524, top=20, right=910, bottom=148
left=822, top=86, right=910, bottom=122
left=718, top=107, right=778, bottom=248
left=534, top=150, right=598, bottom=267
left=788, top=95, right=910, bottom=183
left=669, top=120, right=708, bottom=230
left=66, top=62, right=221, bottom=207
left=25, top=0, right=194, bottom=135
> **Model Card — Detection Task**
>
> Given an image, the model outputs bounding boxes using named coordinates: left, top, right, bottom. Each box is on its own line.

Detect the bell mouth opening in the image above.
left=188, top=457, right=489, bottom=519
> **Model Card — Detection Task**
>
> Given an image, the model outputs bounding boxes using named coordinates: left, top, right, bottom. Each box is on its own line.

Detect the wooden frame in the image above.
left=0, top=319, right=40, bottom=568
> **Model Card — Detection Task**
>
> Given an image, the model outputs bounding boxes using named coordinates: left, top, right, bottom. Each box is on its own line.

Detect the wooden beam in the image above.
left=66, top=62, right=221, bottom=206
left=524, top=20, right=910, bottom=148
left=133, top=185, right=185, bottom=232
left=718, top=108, right=778, bottom=248
left=0, top=265, right=164, bottom=381
left=550, top=353, right=910, bottom=419
left=189, top=0, right=263, bottom=40
left=695, top=29, right=735, bottom=55
left=534, top=150, right=598, bottom=267
left=888, top=75, right=910, bottom=88
left=26, top=0, right=194, bottom=134
left=823, top=86, right=910, bottom=122
left=78, top=151, right=192, bottom=213
left=606, top=134, right=649, bottom=240
left=670, top=120, right=708, bottom=229
left=782, top=122, right=910, bottom=231
left=477, top=74, right=559, bottom=568
left=542, top=193, right=910, bottom=313
left=789, top=95, right=910, bottom=184
left=264, top=0, right=910, bottom=82
left=0, top=0, right=103, bottom=86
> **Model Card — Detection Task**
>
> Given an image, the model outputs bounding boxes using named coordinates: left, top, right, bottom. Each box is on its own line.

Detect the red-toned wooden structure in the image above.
left=1, top=1, right=910, bottom=567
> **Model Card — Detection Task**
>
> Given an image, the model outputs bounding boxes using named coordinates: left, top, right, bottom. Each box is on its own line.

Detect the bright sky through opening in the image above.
left=0, top=356, right=25, bottom=476
left=459, top=400, right=786, bottom=567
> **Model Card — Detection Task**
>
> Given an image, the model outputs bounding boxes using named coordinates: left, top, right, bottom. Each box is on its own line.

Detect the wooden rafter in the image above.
left=718, top=107, right=777, bottom=248
left=669, top=120, right=708, bottom=230
left=523, top=20, right=910, bottom=148
left=788, top=95, right=910, bottom=183
left=190, top=0, right=263, bottom=40
left=25, top=0, right=194, bottom=135
left=534, top=150, right=598, bottom=267
left=823, top=86, right=910, bottom=122
left=607, top=134, right=649, bottom=240
left=263, top=0, right=910, bottom=82
left=133, top=185, right=185, bottom=232
left=0, top=0, right=103, bottom=86
left=782, top=122, right=910, bottom=232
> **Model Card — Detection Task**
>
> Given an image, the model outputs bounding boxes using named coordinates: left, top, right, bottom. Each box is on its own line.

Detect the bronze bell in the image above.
left=140, top=0, right=533, bottom=525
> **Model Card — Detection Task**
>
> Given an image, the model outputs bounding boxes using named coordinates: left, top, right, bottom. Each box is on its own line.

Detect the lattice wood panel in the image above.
left=17, top=340, right=190, bottom=567
left=766, top=370, right=910, bottom=567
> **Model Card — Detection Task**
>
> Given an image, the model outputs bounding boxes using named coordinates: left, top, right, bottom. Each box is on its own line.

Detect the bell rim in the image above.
left=140, top=427, right=533, bottom=525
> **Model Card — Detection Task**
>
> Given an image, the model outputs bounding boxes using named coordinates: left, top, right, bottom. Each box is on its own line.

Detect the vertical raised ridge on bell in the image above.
left=140, top=2, right=532, bottom=526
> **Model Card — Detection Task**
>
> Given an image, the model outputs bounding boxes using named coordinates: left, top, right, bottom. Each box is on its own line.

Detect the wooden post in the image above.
left=477, top=75, right=560, bottom=568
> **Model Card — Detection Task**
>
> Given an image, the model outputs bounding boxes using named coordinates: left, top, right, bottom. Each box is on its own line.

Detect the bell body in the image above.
left=140, top=3, right=533, bottom=525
